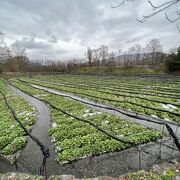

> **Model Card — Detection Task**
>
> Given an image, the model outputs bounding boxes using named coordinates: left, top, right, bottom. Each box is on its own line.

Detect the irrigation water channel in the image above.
left=0, top=83, right=180, bottom=178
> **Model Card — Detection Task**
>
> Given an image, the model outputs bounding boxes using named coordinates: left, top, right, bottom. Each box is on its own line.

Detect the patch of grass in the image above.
left=74, top=66, right=157, bottom=75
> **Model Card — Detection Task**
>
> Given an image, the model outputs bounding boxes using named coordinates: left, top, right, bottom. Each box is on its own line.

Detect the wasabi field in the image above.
left=0, top=74, right=180, bottom=178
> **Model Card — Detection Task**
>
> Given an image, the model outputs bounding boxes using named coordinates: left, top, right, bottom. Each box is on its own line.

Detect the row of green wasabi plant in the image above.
left=31, top=75, right=180, bottom=93
left=18, top=78, right=180, bottom=122
left=0, top=80, right=36, bottom=156
left=22, top=77, right=180, bottom=105
left=10, top=80, right=161, bottom=164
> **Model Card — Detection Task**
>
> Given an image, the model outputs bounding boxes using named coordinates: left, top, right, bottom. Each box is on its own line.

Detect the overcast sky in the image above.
left=0, top=0, right=180, bottom=60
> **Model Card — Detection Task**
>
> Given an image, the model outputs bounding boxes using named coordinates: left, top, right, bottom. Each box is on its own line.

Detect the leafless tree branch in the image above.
left=177, top=23, right=180, bottom=32
left=136, top=0, right=179, bottom=23
left=113, top=0, right=180, bottom=31
left=165, top=12, right=180, bottom=23
left=111, top=0, right=135, bottom=8
left=148, top=0, right=176, bottom=9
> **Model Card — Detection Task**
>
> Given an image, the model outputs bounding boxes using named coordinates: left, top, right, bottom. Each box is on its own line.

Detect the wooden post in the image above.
left=159, top=124, right=164, bottom=158
left=14, top=155, right=18, bottom=171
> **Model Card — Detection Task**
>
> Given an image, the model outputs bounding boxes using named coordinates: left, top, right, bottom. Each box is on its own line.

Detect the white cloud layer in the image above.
left=0, top=0, right=179, bottom=60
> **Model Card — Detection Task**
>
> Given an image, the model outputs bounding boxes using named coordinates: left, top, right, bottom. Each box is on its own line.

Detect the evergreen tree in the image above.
left=166, top=46, right=180, bottom=72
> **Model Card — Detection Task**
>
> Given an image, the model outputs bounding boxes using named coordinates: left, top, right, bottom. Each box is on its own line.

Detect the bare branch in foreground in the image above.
left=112, top=0, right=180, bottom=31
left=111, top=0, right=135, bottom=8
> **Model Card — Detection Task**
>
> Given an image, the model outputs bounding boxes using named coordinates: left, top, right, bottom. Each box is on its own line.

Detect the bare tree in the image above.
left=146, top=38, right=162, bottom=69
left=12, top=43, right=26, bottom=57
left=108, top=51, right=116, bottom=67
left=93, top=48, right=102, bottom=68
left=100, top=45, right=109, bottom=67
left=169, top=47, right=177, bottom=54
left=86, top=47, right=93, bottom=69
left=117, top=49, right=122, bottom=65
left=11, top=43, right=28, bottom=72
left=112, top=0, right=180, bottom=31
left=134, top=44, right=141, bottom=65
left=0, top=32, right=12, bottom=73
left=141, top=46, right=149, bottom=65
left=128, top=46, right=135, bottom=66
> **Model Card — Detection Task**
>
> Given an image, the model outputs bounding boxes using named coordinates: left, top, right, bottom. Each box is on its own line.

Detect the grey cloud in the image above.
left=11, top=36, right=51, bottom=49
left=0, top=0, right=179, bottom=59
left=49, top=35, right=58, bottom=43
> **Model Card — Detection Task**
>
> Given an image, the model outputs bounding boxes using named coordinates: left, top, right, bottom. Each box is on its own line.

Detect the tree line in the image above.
left=0, top=33, right=67, bottom=73
left=0, top=32, right=179, bottom=73
left=86, top=39, right=165, bottom=70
